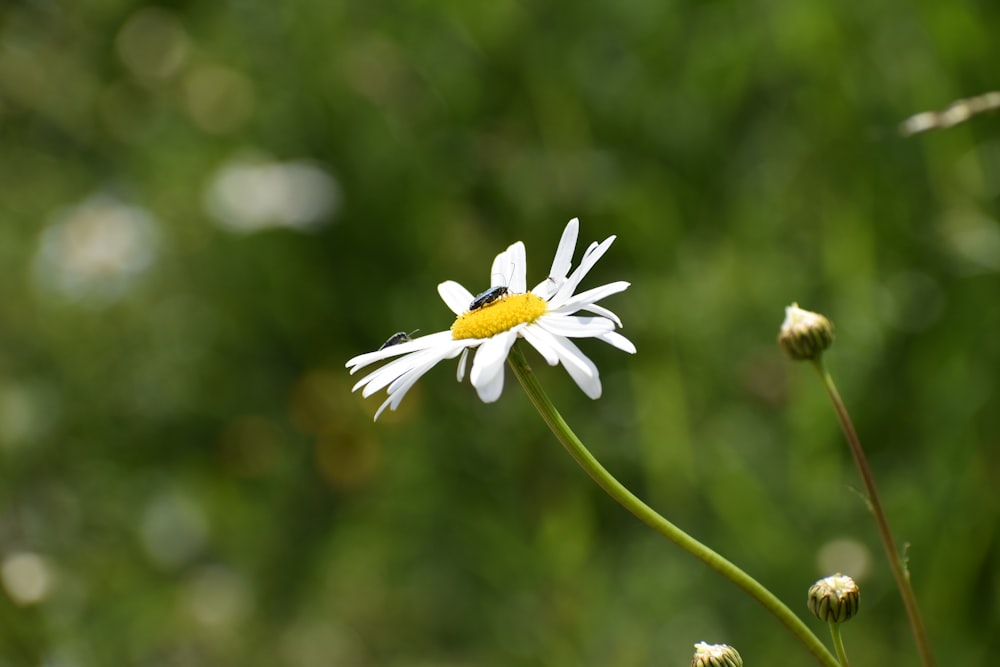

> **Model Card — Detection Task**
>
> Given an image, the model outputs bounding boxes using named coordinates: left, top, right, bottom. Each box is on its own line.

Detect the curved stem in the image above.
left=811, top=359, right=933, bottom=667
left=829, top=622, right=849, bottom=667
left=508, top=344, right=838, bottom=667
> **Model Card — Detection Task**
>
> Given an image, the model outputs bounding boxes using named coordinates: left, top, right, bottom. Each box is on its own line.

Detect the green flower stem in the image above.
left=829, top=622, right=849, bottom=667
left=507, top=344, right=839, bottom=667
left=811, top=359, right=934, bottom=667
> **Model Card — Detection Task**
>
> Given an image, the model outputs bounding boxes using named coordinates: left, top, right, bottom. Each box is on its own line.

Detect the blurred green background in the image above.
left=2, top=0, right=999, bottom=665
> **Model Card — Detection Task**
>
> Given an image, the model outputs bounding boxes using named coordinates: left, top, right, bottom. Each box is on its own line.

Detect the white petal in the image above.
left=550, top=236, right=616, bottom=307
left=350, top=336, right=450, bottom=387
left=374, top=395, right=395, bottom=421
left=374, top=368, right=427, bottom=420
left=599, top=330, right=637, bottom=354
left=549, top=218, right=579, bottom=281
left=534, top=313, right=615, bottom=338
left=508, top=241, right=527, bottom=293
left=370, top=354, right=445, bottom=421
left=531, top=275, right=563, bottom=299
left=489, top=241, right=527, bottom=293
left=523, top=326, right=594, bottom=379
left=470, top=330, right=517, bottom=401
left=355, top=341, right=465, bottom=397
left=525, top=326, right=603, bottom=395
left=456, top=348, right=469, bottom=381
left=551, top=335, right=602, bottom=399
left=372, top=365, right=428, bottom=419
left=347, top=330, right=456, bottom=372
left=385, top=353, right=447, bottom=395
left=475, top=362, right=506, bottom=402
left=489, top=249, right=508, bottom=287
left=469, top=330, right=515, bottom=385
left=350, top=336, right=471, bottom=421
left=577, top=303, right=622, bottom=327
left=355, top=358, right=407, bottom=395
left=438, top=281, right=474, bottom=315
left=520, top=325, right=560, bottom=365
left=563, top=356, right=602, bottom=398
left=558, top=281, right=631, bottom=314
left=469, top=335, right=507, bottom=385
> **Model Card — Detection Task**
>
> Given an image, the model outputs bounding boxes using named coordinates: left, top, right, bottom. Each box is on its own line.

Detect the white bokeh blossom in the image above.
left=347, top=218, right=635, bottom=419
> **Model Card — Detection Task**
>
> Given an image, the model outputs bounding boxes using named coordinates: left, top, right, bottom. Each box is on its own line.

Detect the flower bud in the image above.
left=778, top=303, right=834, bottom=361
left=691, top=641, right=743, bottom=667
left=808, top=573, right=860, bottom=623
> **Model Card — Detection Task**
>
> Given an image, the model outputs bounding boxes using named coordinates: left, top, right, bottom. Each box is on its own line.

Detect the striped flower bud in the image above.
left=691, top=641, right=743, bottom=667
left=778, top=303, right=834, bottom=361
left=808, top=573, right=860, bottom=623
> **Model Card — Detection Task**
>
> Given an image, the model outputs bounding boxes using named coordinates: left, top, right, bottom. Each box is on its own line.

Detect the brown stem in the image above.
left=812, top=359, right=934, bottom=667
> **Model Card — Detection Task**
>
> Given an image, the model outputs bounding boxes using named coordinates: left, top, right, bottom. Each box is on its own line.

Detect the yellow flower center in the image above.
left=451, top=293, right=548, bottom=340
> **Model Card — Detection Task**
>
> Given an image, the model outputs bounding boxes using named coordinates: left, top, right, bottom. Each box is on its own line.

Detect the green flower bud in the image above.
left=808, top=573, right=860, bottom=623
left=778, top=303, right=834, bottom=361
left=691, top=641, right=743, bottom=667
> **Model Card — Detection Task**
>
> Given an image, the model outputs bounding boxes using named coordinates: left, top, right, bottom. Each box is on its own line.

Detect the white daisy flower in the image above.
left=346, top=218, right=636, bottom=420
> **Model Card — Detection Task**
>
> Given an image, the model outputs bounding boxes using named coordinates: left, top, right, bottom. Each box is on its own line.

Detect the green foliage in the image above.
left=1, top=0, right=998, bottom=664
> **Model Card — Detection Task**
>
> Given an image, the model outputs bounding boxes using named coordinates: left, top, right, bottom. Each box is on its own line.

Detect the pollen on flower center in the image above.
left=451, top=293, right=548, bottom=340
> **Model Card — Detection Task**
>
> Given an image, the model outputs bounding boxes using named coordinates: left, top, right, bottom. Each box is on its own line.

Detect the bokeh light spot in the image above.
left=181, top=565, right=252, bottom=629
left=139, top=492, right=209, bottom=570
left=816, top=537, right=871, bottom=582
left=204, top=157, right=339, bottom=233
left=940, top=209, right=1000, bottom=273
left=32, top=195, right=159, bottom=306
left=0, top=381, right=58, bottom=449
left=1, top=552, right=54, bottom=605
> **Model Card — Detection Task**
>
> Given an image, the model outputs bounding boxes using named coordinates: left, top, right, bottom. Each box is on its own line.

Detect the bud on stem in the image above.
left=692, top=642, right=743, bottom=667
left=808, top=573, right=860, bottom=624
left=778, top=303, right=834, bottom=361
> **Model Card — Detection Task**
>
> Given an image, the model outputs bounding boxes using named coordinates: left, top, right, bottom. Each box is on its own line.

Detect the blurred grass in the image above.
left=1, top=0, right=999, bottom=665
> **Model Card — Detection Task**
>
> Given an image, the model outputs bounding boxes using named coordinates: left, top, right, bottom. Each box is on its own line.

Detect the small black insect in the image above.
left=468, top=265, right=516, bottom=311
left=378, top=330, right=419, bottom=350
left=467, top=285, right=509, bottom=312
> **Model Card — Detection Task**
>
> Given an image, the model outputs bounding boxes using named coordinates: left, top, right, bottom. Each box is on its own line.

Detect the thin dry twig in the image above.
left=900, top=91, right=1000, bottom=136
